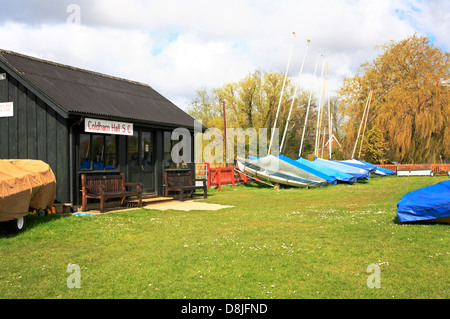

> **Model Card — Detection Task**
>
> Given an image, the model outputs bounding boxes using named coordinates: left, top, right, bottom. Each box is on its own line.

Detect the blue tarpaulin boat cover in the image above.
left=396, top=181, right=450, bottom=223
left=297, top=157, right=356, bottom=183
left=358, top=159, right=396, bottom=175
left=241, top=155, right=329, bottom=187
left=313, top=157, right=370, bottom=180
left=278, top=154, right=337, bottom=185
left=248, top=155, right=336, bottom=185
left=333, top=160, right=377, bottom=172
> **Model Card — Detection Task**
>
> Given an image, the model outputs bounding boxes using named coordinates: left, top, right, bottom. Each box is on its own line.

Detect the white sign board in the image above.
left=85, top=118, right=133, bottom=136
left=0, top=102, right=13, bottom=117
left=397, top=170, right=432, bottom=176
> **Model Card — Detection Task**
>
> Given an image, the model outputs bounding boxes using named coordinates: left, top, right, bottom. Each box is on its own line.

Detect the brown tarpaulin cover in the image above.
left=0, top=160, right=56, bottom=222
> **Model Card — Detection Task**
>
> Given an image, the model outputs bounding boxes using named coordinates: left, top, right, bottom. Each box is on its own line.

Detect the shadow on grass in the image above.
left=392, top=215, right=450, bottom=226
left=0, top=214, right=69, bottom=237
left=237, top=182, right=274, bottom=189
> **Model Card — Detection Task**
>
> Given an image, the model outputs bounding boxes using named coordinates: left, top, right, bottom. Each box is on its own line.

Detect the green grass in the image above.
left=0, top=175, right=449, bottom=299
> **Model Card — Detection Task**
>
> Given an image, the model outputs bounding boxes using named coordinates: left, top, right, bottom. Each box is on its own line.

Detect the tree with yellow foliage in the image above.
left=339, top=35, right=449, bottom=163
left=188, top=69, right=322, bottom=161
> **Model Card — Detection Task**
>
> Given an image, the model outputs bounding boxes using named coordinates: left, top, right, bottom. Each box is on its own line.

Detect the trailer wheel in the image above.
left=8, top=216, right=27, bottom=233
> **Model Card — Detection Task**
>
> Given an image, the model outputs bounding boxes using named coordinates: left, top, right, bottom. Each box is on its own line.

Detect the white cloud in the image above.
left=0, top=0, right=446, bottom=111
left=413, top=0, right=450, bottom=50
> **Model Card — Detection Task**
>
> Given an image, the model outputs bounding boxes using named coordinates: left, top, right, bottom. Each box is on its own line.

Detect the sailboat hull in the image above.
left=236, top=155, right=328, bottom=188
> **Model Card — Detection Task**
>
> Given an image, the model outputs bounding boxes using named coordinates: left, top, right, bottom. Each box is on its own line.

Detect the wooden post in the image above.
left=223, top=100, right=227, bottom=167
left=206, top=162, right=211, bottom=188
left=217, top=167, right=221, bottom=191
left=231, top=167, right=235, bottom=186
left=81, top=174, right=86, bottom=212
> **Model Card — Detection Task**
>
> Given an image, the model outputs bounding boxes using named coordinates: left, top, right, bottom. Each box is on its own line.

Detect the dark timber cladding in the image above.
left=0, top=49, right=199, bottom=206
left=0, top=68, right=69, bottom=202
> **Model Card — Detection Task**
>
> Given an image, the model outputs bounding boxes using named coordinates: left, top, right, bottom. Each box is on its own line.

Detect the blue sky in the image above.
left=0, top=0, right=448, bottom=110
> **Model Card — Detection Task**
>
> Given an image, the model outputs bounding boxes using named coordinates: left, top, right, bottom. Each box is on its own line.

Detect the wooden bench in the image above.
left=164, top=169, right=207, bottom=201
left=81, top=173, right=142, bottom=212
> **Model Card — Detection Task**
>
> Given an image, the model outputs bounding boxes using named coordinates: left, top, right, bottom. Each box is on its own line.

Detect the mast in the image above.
left=268, top=32, right=296, bottom=155
left=314, top=59, right=327, bottom=157
left=321, top=125, right=326, bottom=158
left=298, top=53, right=320, bottom=158
left=317, top=62, right=328, bottom=157
left=358, top=90, right=373, bottom=159
left=328, top=89, right=332, bottom=159
left=280, top=39, right=311, bottom=154
left=351, top=90, right=372, bottom=159
left=223, top=100, right=228, bottom=166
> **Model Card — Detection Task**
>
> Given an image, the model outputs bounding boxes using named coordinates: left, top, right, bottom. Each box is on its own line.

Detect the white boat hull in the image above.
left=236, top=156, right=327, bottom=188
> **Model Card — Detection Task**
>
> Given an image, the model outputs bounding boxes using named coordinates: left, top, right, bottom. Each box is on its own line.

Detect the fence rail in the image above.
left=196, top=163, right=257, bottom=191
left=196, top=162, right=450, bottom=191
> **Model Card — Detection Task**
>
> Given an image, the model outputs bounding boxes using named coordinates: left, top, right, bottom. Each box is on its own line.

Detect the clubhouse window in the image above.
left=80, top=133, right=118, bottom=171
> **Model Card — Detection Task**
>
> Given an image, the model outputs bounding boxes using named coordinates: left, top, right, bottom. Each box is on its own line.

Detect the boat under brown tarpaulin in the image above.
left=0, top=160, right=56, bottom=222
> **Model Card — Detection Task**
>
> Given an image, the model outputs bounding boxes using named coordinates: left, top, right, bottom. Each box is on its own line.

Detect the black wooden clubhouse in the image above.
left=0, top=49, right=198, bottom=206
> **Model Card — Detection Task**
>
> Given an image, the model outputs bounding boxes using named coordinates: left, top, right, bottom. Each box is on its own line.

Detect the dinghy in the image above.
left=334, top=159, right=378, bottom=173
left=236, top=155, right=329, bottom=188
left=288, top=55, right=355, bottom=183
left=291, top=59, right=369, bottom=182
left=396, top=181, right=450, bottom=223
left=272, top=43, right=336, bottom=186
left=313, top=156, right=370, bottom=180
left=237, top=37, right=330, bottom=188
left=278, top=154, right=336, bottom=185
left=297, top=157, right=356, bottom=183
left=357, top=159, right=395, bottom=176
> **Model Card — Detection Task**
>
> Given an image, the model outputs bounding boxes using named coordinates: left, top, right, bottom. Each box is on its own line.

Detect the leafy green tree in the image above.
left=359, top=127, right=389, bottom=164
left=188, top=87, right=221, bottom=129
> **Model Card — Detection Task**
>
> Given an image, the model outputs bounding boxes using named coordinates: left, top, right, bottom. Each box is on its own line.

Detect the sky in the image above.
left=0, top=0, right=448, bottom=111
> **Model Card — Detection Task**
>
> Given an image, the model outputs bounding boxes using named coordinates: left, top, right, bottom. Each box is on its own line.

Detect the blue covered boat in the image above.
left=237, top=155, right=329, bottom=188
left=297, top=157, right=356, bottom=183
left=277, top=154, right=337, bottom=185
left=357, top=159, right=396, bottom=176
left=334, top=159, right=377, bottom=172
left=396, top=181, right=450, bottom=223
left=313, top=157, right=370, bottom=180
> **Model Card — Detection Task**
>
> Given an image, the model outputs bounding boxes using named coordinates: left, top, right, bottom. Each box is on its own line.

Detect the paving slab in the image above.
left=72, top=197, right=233, bottom=214
left=144, top=200, right=234, bottom=211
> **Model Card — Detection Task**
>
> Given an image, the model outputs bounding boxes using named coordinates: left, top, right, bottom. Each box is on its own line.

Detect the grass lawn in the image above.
left=0, top=175, right=448, bottom=299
